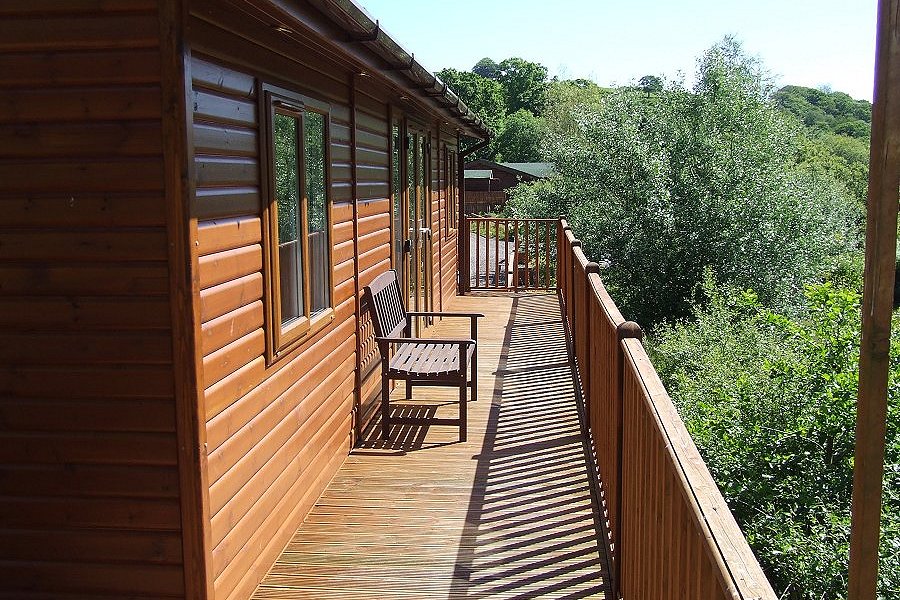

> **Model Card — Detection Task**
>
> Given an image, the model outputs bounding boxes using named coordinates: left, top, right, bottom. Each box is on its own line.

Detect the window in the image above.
left=447, top=148, right=458, bottom=232
left=262, top=86, right=333, bottom=358
left=391, top=122, right=403, bottom=271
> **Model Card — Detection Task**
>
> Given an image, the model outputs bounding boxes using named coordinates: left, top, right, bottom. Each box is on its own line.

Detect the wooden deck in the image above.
left=252, top=293, right=612, bottom=599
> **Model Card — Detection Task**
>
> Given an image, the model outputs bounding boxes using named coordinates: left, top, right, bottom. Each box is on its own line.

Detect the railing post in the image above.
left=614, top=320, right=643, bottom=599
left=582, top=262, right=600, bottom=425
left=557, top=219, right=565, bottom=295
left=462, top=215, right=470, bottom=294
left=568, top=239, right=580, bottom=336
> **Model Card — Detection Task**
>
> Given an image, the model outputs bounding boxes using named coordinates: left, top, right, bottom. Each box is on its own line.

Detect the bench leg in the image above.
left=459, top=376, right=467, bottom=443
left=471, top=349, right=478, bottom=403
left=381, top=373, right=391, bottom=440
left=405, top=380, right=413, bottom=399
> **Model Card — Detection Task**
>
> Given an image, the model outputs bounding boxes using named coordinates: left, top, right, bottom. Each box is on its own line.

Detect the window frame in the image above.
left=448, top=147, right=458, bottom=233
left=260, top=83, right=335, bottom=362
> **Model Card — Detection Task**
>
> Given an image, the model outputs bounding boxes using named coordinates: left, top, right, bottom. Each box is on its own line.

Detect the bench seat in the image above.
left=362, top=270, right=483, bottom=442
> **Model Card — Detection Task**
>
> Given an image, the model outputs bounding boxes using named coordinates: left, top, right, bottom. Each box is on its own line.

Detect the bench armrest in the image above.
left=375, top=336, right=475, bottom=346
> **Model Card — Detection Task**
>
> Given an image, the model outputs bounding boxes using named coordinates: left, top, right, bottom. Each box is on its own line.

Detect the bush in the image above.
left=649, top=280, right=900, bottom=599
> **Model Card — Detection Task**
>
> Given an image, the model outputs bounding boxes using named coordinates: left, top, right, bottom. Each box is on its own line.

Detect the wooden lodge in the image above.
left=1, top=1, right=484, bottom=598
left=2, top=0, right=897, bottom=599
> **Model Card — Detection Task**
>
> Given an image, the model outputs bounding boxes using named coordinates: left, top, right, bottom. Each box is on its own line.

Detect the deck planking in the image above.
left=252, top=293, right=611, bottom=599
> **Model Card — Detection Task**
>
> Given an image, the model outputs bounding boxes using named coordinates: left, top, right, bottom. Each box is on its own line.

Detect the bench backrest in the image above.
left=363, top=269, right=408, bottom=340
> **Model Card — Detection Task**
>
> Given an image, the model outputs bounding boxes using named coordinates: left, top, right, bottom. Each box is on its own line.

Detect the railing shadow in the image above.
left=449, top=293, right=612, bottom=599
left=355, top=402, right=459, bottom=453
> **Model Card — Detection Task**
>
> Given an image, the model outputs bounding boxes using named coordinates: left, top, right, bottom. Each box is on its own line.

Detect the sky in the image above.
left=357, top=0, right=878, bottom=101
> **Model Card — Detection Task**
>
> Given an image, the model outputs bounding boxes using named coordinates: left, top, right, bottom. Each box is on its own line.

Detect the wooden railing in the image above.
left=464, top=191, right=507, bottom=215
left=465, top=217, right=556, bottom=292
left=556, top=220, right=776, bottom=599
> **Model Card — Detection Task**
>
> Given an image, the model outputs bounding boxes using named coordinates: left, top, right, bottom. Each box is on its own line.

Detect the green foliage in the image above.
left=495, top=109, right=545, bottom=162
left=472, top=57, right=501, bottom=80
left=772, top=84, right=871, bottom=203
left=437, top=68, right=506, bottom=159
left=507, top=37, right=863, bottom=327
left=774, top=84, right=872, bottom=138
left=797, top=132, right=870, bottom=203
left=438, top=57, right=550, bottom=161
left=639, top=74, right=664, bottom=94
left=497, top=57, right=549, bottom=115
left=543, top=78, right=611, bottom=137
left=648, top=281, right=900, bottom=599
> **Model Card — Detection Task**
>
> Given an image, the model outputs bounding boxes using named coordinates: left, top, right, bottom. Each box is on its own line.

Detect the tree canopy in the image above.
left=472, top=57, right=500, bottom=80
left=436, top=57, right=550, bottom=162
left=495, top=109, right=544, bottom=162
left=774, top=84, right=871, bottom=138
left=437, top=67, right=506, bottom=159
left=507, top=37, right=862, bottom=327
left=497, top=57, right=549, bottom=115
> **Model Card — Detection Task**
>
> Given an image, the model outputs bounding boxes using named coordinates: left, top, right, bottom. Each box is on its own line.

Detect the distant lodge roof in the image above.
left=499, top=162, right=555, bottom=178
left=463, top=160, right=555, bottom=180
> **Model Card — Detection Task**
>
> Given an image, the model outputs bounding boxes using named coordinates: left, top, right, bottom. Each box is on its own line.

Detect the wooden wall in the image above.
left=186, top=2, right=462, bottom=597
left=354, top=79, right=394, bottom=428
left=0, top=0, right=467, bottom=597
left=187, top=22, right=357, bottom=599
left=438, top=130, right=461, bottom=309
left=0, top=1, right=186, bottom=598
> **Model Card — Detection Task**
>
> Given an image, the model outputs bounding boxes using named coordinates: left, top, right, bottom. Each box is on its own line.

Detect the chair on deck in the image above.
left=363, top=270, right=483, bottom=442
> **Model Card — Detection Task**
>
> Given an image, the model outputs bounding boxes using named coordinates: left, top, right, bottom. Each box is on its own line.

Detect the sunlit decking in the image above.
left=252, top=293, right=613, bottom=599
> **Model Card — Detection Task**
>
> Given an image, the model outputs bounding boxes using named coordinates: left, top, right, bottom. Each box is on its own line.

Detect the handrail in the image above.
left=557, top=221, right=776, bottom=599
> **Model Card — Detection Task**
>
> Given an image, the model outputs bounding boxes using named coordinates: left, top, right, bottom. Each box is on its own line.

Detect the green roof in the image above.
left=498, top=162, right=554, bottom=178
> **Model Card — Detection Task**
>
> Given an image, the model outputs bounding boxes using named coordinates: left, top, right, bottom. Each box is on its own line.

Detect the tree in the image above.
left=638, top=74, right=663, bottom=94
left=542, top=78, right=610, bottom=137
left=498, top=57, right=549, bottom=115
left=472, top=57, right=500, bottom=80
left=495, top=109, right=545, bottom=162
left=506, top=37, right=862, bottom=327
left=437, top=68, right=506, bottom=159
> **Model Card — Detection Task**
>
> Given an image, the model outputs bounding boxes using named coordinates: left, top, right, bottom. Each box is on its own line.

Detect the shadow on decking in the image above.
left=357, top=294, right=611, bottom=598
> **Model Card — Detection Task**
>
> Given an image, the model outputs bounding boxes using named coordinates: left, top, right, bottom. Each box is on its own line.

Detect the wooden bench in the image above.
left=363, top=270, right=483, bottom=442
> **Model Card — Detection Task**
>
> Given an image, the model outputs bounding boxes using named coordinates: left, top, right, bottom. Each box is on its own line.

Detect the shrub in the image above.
left=649, top=280, right=900, bottom=599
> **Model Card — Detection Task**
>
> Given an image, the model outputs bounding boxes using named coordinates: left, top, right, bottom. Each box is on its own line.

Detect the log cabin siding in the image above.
left=0, top=0, right=477, bottom=597
left=187, top=16, right=359, bottom=594
left=0, top=2, right=185, bottom=598
left=440, top=130, right=461, bottom=307
left=353, top=81, right=393, bottom=432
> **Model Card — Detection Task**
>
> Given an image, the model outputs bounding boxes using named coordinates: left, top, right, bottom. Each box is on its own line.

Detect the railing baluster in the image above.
left=475, top=219, right=481, bottom=288
left=524, top=221, right=530, bottom=290
left=494, top=218, right=500, bottom=289
left=543, top=222, right=549, bottom=289
left=514, top=220, right=520, bottom=289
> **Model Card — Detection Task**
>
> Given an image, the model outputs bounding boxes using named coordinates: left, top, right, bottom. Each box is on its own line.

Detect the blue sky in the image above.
left=358, top=0, right=877, bottom=100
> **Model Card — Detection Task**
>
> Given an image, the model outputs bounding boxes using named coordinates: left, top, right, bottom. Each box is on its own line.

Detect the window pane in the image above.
left=305, top=110, right=330, bottom=315
left=274, top=111, right=303, bottom=326
left=392, top=125, right=402, bottom=270
left=418, top=136, right=426, bottom=225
